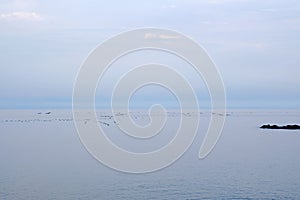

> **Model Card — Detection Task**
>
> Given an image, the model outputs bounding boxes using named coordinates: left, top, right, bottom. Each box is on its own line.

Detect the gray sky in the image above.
left=0, top=0, right=299, bottom=109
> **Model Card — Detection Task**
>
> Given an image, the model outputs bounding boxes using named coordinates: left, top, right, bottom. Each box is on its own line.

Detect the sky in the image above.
left=0, top=0, right=300, bottom=109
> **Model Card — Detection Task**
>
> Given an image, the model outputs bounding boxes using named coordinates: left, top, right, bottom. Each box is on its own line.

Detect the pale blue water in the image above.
left=0, top=110, right=300, bottom=199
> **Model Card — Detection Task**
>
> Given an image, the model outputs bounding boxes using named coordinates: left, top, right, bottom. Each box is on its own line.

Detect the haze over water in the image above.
left=1, top=0, right=300, bottom=199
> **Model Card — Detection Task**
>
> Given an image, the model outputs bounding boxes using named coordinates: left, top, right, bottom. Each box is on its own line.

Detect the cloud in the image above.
left=144, top=33, right=181, bottom=40
left=0, top=11, right=43, bottom=21
left=207, top=0, right=244, bottom=4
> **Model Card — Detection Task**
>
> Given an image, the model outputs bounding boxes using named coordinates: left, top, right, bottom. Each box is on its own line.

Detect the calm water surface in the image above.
left=0, top=110, right=300, bottom=199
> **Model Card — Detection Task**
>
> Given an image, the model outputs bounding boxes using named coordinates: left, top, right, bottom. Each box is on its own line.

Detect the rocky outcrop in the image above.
left=260, top=124, right=300, bottom=130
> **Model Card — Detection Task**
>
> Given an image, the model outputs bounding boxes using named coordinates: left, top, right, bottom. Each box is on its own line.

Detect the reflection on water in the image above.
left=0, top=110, right=300, bottom=199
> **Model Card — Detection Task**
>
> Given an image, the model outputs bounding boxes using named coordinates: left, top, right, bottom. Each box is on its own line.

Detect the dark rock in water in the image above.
left=37, top=112, right=42, bottom=114
left=45, top=112, right=51, bottom=114
left=260, top=124, right=300, bottom=130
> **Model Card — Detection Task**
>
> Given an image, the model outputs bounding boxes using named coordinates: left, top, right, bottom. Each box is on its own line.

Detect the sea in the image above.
left=0, top=109, right=300, bottom=200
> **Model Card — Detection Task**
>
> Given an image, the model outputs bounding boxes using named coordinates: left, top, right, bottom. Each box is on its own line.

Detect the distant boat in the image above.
left=45, top=112, right=51, bottom=115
